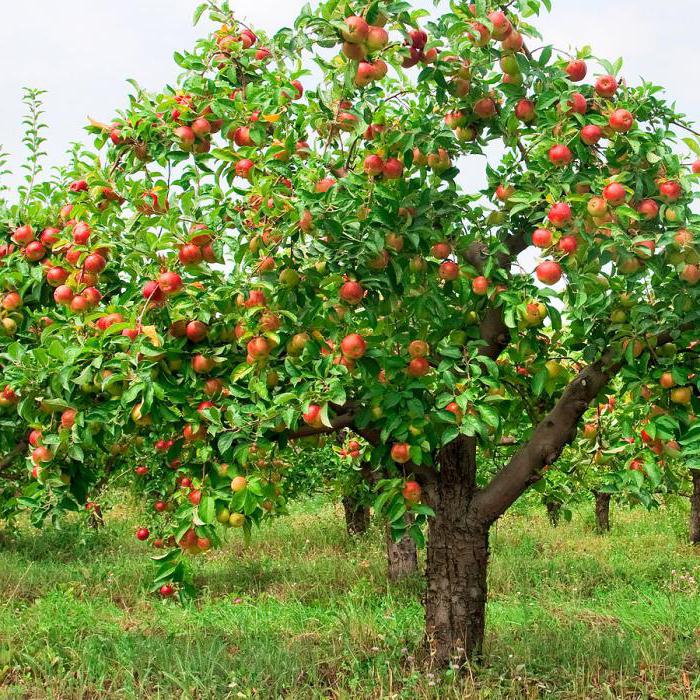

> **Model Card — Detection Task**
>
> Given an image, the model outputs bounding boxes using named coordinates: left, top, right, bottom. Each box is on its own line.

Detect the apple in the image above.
left=342, top=15, right=369, bottom=44
left=233, top=126, right=254, bottom=147
left=160, top=584, right=174, bottom=597
left=82, top=253, right=106, bottom=273
left=547, top=202, right=572, bottom=228
left=382, top=157, right=404, bottom=179
left=472, top=276, right=489, bottom=295
left=158, top=271, right=183, bottom=295
left=2, top=292, right=21, bottom=311
left=602, top=182, right=626, bottom=206
left=11, top=224, right=34, bottom=245
left=40, top=227, right=60, bottom=247
left=340, top=280, right=364, bottom=305
left=136, top=527, right=150, bottom=541
left=495, top=184, right=514, bottom=201
left=431, top=242, right=452, bottom=258
left=366, top=25, right=389, bottom=51
left=343, top=41, right=367, bottom=60
left=567, top=92, right=587, bottom=115
left=247, top=336, right=270, bottom=359
left=580, top=125, right=602, bottom=145
left=402, top=480, right=422, bottom=502
left=637, top=199, right=659, bottom=220
left=609, top=109, right=634, bottom=133
left=191, top=117, right=211, bottom=137
left=536, top=261, right=562, bottom=285
left=408, top=340, right=429, bottom=358
left=407, top=357, right=430, bottom=377
left=340, top=333, right=367, bottom=359
left=142, top=280, right=164, bottom=304
left=658, top=180, right=682, bottom=201
left=179, top=244, right=203, bottom=265
left=501, top=29, right=522, bottom=51
left=558, top=235, right=578, bottom=255
left=587, top=196, right=607, bottom=217
left=24, top=241, right=45, bottom=261
left=355, top=61, right=376, bottom=87
left=515, top=98, right=536, bottom=122
left=186, top=320, right=208, bottom=342
left=438, top=261, right=459, bottom=281
left=680, top=264, right=700, bottom=285
left=315, top=177, right=336, bottom=193
left=692, top=160, right=700, bottom=174
left=473, top=97, right=497, bottom=119
left=231, top=475, right=248, bottom=492
left=565, top=59, right=587, bottom=81
left=303, top=404, right=323, bottom=428
left=72, top=222, right=91, bottom=245
left=532, top=228, right=552, bottom=248
left=235, top=158, right=254, bottom=180
left=595, top=75, right=618, bottom=98
left=548, top=144, right=573, bottom=167
left=61, top=409, right=76, bottom=429
left=53, top=285, right=74, bottom=306
left=670, top=386, right=692, bottom=405
left=192, top=355, right=214, bottom=374
left=363, top=154, right=384, bottom=176
left=391, top=443, right=411, bottom=464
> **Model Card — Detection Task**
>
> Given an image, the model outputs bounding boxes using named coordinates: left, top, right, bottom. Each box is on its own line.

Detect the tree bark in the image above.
left=342, top=496, right=370, bottom=535
left=690, top=470, right=700, bottom=544
left=386, top=517, right=418, bottom=581
left=423, top=436, right=488, bottom=667
left=594, top=491, right=611, bottom=533
left=545, top=500, right=561, bottom=527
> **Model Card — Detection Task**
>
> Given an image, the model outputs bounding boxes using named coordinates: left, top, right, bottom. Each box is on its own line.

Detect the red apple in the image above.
left=340, top=333, right=367, bottom=360
left=391, top=443, right=411, bottom=464
left=565, top=59, right=587, bottom=82
left=536, top=261, right=562, bottom=285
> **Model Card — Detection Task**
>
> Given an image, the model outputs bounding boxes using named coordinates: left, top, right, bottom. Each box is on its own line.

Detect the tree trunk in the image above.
left=386, top=517, right=418, bottom=581
left=690, top=470, right=700, bottom=544
left=423, top=436, right=488, bottom=667
left=545, top=500, right=561, bottom=527
left=342, top=496, right=370, bottom=536
left=594, top=491, right=611, bottom=533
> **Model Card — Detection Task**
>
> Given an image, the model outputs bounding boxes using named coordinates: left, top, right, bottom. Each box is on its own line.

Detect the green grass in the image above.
left=1, top=496, right=700, bottom=698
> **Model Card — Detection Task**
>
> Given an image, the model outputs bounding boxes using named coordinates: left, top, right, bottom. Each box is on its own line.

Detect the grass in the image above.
left=1, top=495, right=700, bottom=699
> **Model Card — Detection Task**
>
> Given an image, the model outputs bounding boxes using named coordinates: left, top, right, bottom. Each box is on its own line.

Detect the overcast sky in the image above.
left=1, top=0, right=698, bottom=194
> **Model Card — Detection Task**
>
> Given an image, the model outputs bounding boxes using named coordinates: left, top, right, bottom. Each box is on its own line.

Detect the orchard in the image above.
left=1, top=0, right=700, bottom=679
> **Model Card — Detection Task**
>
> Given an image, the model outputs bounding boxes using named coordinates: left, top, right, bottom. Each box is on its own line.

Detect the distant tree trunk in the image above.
left=690, top=470, right=700, bottom=544
left=545, top=500, right=561, bottom=526
left=87, top=504, right=105, bottom=529
left=342, top=496, right=370, bottom=535
left=594, top=491, right=611, bottom=533
left=386, top=517, right=418, bottom=581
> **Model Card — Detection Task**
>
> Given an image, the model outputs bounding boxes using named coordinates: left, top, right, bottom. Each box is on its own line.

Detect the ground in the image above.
left=0, top=495, right=699, bottom=699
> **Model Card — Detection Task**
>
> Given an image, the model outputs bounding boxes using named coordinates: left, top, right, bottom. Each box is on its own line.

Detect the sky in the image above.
left=0, top=0, right=698, bottom=193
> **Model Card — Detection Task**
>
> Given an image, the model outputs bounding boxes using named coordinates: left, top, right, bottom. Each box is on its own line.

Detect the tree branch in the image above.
left=470, top=318, right=698, bottom=526
left=0, top=438, right=27, bottom=472
left=470, top=353, right=616, bottom=525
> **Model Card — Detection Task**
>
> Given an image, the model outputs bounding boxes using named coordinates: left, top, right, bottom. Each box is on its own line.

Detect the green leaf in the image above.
left=198, top=496, right=216, bottom=525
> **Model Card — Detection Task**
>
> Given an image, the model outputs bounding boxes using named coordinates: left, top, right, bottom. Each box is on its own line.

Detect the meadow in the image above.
left=1, top=495, right=699, bottom=699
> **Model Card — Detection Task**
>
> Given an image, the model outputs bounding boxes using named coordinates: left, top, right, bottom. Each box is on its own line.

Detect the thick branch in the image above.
left=471, top=353, right=615, bottom=525
left=0, top=438, right=27, bottom=472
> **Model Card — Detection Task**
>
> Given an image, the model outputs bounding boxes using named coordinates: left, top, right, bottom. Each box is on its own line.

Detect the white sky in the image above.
left=1, top=0, right=698, bottom=193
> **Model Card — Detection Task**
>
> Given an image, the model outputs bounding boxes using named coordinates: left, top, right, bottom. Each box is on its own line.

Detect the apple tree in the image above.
left=1, top=0, right=699, bottom=667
